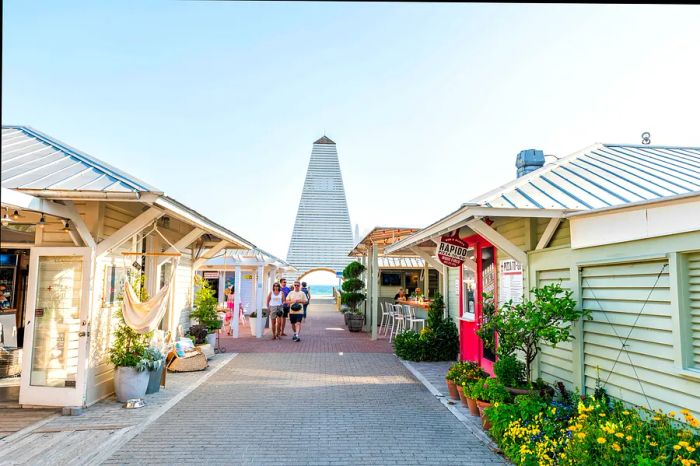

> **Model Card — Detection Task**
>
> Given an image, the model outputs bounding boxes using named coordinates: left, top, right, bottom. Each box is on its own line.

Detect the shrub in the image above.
left=494, top=354, right=526, bottom=388
left=470, top=377, right=510, bottom=404
left=392, top=295, right=459, bottom=362
left=191, top=275, right=221, bottom=331
left=187, top=324, right=208, bottom=344
left=340, top=262, right=366, bottom=314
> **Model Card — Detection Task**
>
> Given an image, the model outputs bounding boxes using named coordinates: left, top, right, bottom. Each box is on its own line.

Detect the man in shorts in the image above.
left=280, top=278, right=291, bottom=337
left=286, top=281, right=308, bottom=342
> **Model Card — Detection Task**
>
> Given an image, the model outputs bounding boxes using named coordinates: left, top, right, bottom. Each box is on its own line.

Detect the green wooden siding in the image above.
left=688, top=251, right=700, bottom=368
left=537, top=268, right=574, bottom=387
left=580, top=259, right=700, bottom=414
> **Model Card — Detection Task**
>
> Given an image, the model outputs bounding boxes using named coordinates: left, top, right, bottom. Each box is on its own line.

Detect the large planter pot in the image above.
left=476, top=400, right=493, bottom=430
left=456, top=385, right=469, bottom=407
left=347, top=314, right=364, bottom=332
left=114, top=366, right=149, bottom=402
left=446, top=379, right=460, bottom=400
left=205, top=332, right=218, bottom=348
left=146, top=365, right=164, bottom=394
left=344, top=312, right=352, bottom=326
left=248, top=317, right=258, bottom=336
left=196, top=343, right=215, bottom=360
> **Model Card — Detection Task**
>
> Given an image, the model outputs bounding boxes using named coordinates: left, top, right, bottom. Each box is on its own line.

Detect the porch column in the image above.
left=233, top=265, right=241, bottom=338
left=423, top=261, right=429, bottom=297
left=256, top=264, right=264, bottom=338
left=218, top=271, right=226, bottom=306
left=370, top=243, right=379, bottom=340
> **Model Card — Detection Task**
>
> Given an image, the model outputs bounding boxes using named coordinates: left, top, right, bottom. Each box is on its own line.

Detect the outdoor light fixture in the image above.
left=62, top=220, right=71, bottom=232
left=1, top=209, right=11, bottom=227
left=37, top=214, right=46, bottom=228
left=12, top=210, right=21, bottom=220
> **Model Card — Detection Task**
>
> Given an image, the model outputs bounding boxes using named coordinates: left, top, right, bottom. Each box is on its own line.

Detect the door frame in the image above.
left=19, top=247, right=93, bottom=407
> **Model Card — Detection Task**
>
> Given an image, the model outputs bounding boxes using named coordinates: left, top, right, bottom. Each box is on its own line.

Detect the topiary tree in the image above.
left=477, top=283, right=591, bottom=384
left=340, top=261, right=366, bottom=315
left=190, top=275, right=221, bottom=332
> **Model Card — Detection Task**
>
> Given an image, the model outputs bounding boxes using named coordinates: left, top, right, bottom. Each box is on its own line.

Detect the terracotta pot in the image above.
left=456, top=385, right=470, bottom=407
left=476, top=400, right=493, bottom=430
left=466, top=397, right=480, bottom=417
left=446, top=379, right=460, bottom=400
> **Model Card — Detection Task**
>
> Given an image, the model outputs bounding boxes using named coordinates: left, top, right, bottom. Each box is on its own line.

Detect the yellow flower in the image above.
left=597, top=438, right=606, bottom=444
left=623, top=410, right=630, bottom=415
left=612, top=443, right=621, bottom=452
left=615, top=433, right=624, bottom=438
left=687, top=446, right=696, bottom=453
left=682, top=460, right=691, bottom=466
left=494, top=402, right=500, bottom=408
left=669, top=411, right=677, bottom=417
left=577, top=432, right=586, bottom=439
left=681, top=409, right=691, bottom=416
left=679, top=441, right=690, bottom=447
left=599, top=413, right=606, bottom=417
left=626, top=436, right=632, bottom=441
left=674, top=445, right=682, bottom=451
left=653, top=416, right=661, bottom=421
left=650, top=442, right=658, bottom=447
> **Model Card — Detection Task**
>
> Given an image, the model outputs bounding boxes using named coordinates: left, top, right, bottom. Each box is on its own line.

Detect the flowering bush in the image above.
left=486, top=391, right=700, bottom=466
left=469, top=377, right=510, bottom=404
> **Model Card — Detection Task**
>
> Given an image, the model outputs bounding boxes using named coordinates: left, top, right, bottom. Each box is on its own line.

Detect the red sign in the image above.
left=437, top=231, right=469, bottom=267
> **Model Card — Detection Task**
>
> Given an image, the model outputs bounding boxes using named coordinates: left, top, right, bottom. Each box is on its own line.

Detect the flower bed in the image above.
left=485, top=388, right=700, bottom=466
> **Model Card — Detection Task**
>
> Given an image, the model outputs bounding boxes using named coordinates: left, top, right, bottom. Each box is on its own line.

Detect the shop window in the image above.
left=103, top=265, right=127, bottom=306
left=381, top=272, right=402, bottom=287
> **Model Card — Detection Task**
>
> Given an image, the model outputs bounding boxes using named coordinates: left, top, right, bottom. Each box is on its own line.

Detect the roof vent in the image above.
left=516, top=149, right=545, bottom=178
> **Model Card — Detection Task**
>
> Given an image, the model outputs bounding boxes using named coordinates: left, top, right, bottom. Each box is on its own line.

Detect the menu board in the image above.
left=498, top=259, right=523, bottom=307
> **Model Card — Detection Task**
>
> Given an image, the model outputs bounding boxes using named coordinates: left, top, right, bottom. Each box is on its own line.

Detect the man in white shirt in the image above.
left=285, top=281, right=308, bottom=342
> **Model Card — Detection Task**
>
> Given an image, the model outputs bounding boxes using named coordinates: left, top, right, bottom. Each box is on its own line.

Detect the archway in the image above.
left=297, top=268, right=339, bottom=298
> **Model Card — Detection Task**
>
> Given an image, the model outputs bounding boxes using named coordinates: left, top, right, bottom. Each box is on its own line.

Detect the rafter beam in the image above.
left=193, top=240, right=229, bottom=269
left=96, top=207, right=162, bottom=256
left=63, top=200, right=97, bottom=249
left=536, top=218, right=562, bottom=250
left=410, top=247, right=445, bottom=275
left=467, top=218, right=528, bottom=265
left=158, top=228, right=204, bottom=267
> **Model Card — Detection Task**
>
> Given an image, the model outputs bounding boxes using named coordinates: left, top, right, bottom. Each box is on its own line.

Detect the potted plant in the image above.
left=191, top=275, right=221, bottom=347
left=340, top=261, right=366, bottom=332
left=143, top=346, right=165, bottom=394
left=110, top=311, right=150, bottom=402
left=477, top=283, right=591, bottom=386
left=445, top=362, right=461, bottom=400
left=493, top=354, right=528, bottom=395
left=458, top=362, right=489, bottom=416
left=469, top=377, right=509, bottom=429
left=248, top=310, right=268, bottom=336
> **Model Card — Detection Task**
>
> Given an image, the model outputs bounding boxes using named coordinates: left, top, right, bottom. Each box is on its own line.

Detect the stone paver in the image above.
left=106, top=352, right=505, bottom=465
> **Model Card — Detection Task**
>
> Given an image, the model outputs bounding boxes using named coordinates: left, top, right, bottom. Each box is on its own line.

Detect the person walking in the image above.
left=266, top=283, right=285, bottom=340
left=286, top=281, right=308, bottom=342
left=279, top=278, right=291, bottom=337
left=301, top=281, right=311, bottom=321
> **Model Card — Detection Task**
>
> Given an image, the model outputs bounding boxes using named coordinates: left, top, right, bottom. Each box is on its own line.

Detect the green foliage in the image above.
left=340, top=262, right=366, bottom=314
left=142, top=346, right=165, bottom=371
left=447, top=360, right=489, bottom=396
left=392, top=292, right=458, bottom=361
left=109, top=309, right=150, bottom=370
left=342, top=261, right=365, bottom=279
left=478, top=284, right=590, bottom=384
left=469, top=377, right=510, bottom=404
left=494, top=354, right=527, bottom=388
left=477, top=292, right=497, bottom=354
left=486, top=392, right=700, bottom=466
left=191, top=275, right=221, bottom=331
left=187, top=324, right=208, bottom=344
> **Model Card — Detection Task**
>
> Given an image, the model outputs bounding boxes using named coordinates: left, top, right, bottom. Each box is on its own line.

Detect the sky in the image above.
left=3, top=2, right=700, bottom=265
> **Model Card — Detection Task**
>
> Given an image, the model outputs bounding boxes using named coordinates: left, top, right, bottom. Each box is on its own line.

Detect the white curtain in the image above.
left=122, top=260, right=179, bottom=334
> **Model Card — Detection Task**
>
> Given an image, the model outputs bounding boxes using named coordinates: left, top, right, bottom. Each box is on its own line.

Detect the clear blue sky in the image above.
left=3, top=2, right=699, bottom=259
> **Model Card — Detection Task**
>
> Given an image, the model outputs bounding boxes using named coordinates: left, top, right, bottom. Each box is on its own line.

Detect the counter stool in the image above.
left=379, top=302, right=394, bottom=336
left=404, top=305, right=426, bottom=332
left=389, top=304, right=406, bottom=342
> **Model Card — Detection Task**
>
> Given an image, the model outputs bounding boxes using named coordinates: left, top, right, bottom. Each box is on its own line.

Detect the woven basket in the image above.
left=166, top=348, right=208, bottom=373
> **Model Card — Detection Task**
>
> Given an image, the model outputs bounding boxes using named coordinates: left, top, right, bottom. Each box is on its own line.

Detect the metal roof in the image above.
left=1, top=126, right=161, bottom=194
left=472, top=143, right=700, bottom=210
left=378, top=257, right=425, bottom=269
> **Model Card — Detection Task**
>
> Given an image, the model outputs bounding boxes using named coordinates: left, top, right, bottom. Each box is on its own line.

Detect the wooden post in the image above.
left=233, top=265, right=241, bottom=338
left=370, top=244, right=379, bottom=340
left=423, top=260, right=429, bottom=297
left=256, top=264, right=264, bottom=338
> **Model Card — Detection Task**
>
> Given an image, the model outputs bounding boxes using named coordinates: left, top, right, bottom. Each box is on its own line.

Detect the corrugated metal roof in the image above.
left=471, top=143, right=700, bottom=210
left=205, top=248, right=293, bottom=268
left=1, top=126, right=161, bottom=193
left=378, top=257, right=425, bottom=268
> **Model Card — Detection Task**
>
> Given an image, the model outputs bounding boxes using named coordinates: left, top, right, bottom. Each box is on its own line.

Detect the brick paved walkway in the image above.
left=106, top=352, right=506, bottom=465
left=218, top=299, right=393, bottom=354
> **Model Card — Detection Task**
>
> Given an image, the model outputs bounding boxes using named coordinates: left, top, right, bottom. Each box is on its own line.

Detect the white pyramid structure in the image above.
left=286, top=136, right=354, bottom=279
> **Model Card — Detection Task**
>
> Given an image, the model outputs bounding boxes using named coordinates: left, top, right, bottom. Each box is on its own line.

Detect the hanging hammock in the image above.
left=121, top=223, right=181, bottom=334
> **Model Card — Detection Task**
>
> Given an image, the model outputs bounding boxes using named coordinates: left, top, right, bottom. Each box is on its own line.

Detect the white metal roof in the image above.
left=204, top=248, right=294, bottom=269
left=2, top=126, right=161, bottom=194
left=386, top=143, right=700, bottom=254
left=378, top=257, right=425, bottom=269
left=472, top=143, right=700, bottom=210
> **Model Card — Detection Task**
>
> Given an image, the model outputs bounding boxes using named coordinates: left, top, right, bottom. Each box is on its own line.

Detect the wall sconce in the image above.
left=1, top=209, right=12, bottom=227
left=62, top=220, right=71, bottom=232
left=37, top=214, right=46, bottom=228
left=12, top=210, right=21, bottom=220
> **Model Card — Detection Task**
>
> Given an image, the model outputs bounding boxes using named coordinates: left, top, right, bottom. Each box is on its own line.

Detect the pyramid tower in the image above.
left=286, top=136, right=354, bottom=279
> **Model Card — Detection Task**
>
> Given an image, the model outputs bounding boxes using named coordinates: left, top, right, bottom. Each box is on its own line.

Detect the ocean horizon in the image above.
left=308, top=284, right=336, bottom=296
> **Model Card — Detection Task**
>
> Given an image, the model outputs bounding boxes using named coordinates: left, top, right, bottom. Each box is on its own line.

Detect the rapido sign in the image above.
left=437, top=231, right=469, bottom=267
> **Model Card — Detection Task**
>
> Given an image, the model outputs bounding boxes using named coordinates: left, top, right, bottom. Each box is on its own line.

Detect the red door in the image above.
left=459, top=235, right=497, bottom=374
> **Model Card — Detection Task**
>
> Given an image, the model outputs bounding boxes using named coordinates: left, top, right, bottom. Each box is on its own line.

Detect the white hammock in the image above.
left=122, top=259, right=179, bottom=334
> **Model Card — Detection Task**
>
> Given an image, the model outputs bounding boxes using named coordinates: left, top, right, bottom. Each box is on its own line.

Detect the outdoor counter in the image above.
left=396, top=299, right=431, bottom=310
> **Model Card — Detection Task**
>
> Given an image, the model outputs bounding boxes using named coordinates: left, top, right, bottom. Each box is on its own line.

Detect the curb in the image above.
left=399, top=359, right=500, bottom=452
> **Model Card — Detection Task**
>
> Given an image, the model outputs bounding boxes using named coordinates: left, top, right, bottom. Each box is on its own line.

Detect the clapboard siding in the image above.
left=580, top=259, right=700, bottom=415
left=537, top=267, right=574, bottom=387
left=494, top=218, right=527, bottom=253
left=174, top=253, right=194, bottom=332
left=688, top=251, right=700, bottom=368
left=100, top=203, right=135, bottom=239
left=549, top=219, right=571, bottom=248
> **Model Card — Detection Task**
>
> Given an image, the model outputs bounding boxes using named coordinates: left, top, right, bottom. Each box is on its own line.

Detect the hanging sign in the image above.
left=203, top=271, right=219, bottom=279
left=437, top=230, right=469, bottom=267
left=498, top=259, right=523, bottom=307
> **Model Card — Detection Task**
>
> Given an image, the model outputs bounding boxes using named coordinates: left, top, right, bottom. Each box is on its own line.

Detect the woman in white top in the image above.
left=267, top=282, right=285, bottom=340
